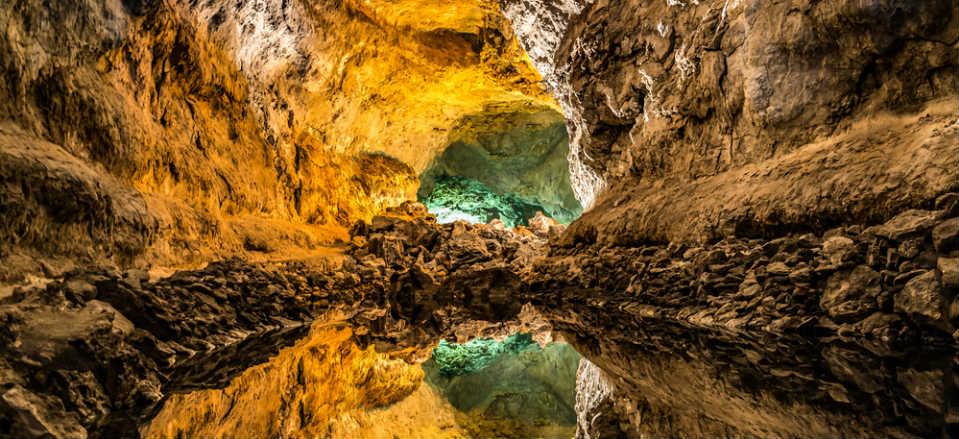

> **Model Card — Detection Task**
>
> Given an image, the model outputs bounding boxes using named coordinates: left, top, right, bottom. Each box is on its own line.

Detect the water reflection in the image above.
left=541, top=303, right=957, bottom=438
left=142, top=317, right=580, bottom=438
left=424, top=334, right=580, bottom=438
left=142, top=305, right=956, bottom=438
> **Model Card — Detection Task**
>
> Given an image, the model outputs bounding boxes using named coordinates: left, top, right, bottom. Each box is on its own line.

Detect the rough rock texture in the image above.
left=0, top=125, right=157, bottom=281
left=537, top=202, right=959, bottom=340
left=0, top=0, right=558, bottom=280
left=2, top=200, right=957, bottom=437
left=423, top=334, right=580, bottom=438
left=0, top=257, right=368, bottom=437
left=418, top=106, right=582, bottom=223
left=502, top=0, right=959, bottom=238
left=3, top=0, right=959, bottom=438
left=573, top=359, right=619, bottom=439
left=494, top=3, right=959, bottom=433
left=0, top=203, right=550, bottom=438
left=142, top=323, right=434, bottom=439
left=531, top=200, right=959, bottom=437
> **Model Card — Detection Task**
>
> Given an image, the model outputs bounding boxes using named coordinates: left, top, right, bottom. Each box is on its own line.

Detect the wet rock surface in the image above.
left=2, top=200, right=957, bottom=437
left=533, top=200, right=959, bottom=437
left=1, top=0, right=956, bottom=437
left=0, top=203, right=548, bottom=438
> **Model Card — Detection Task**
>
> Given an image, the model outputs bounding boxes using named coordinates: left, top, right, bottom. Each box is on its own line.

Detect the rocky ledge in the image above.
left=540, top=193, right=959, bottom=341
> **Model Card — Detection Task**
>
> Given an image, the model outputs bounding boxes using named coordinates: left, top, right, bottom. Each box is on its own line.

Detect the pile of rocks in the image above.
left=535, top=194, right=959, bottom=343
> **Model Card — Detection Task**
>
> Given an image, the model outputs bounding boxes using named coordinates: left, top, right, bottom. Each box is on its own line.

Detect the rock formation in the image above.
left=503, top=0, right=958, bottom=239
left=0, top=0, right=558, bottom=280
left=1, top=0, right=957, bottom=438
left=3, top=199, right=956, bottom=437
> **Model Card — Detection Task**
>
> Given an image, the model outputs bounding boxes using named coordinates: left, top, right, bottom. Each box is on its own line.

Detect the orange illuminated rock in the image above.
left=0, top=0, right=558, bottom=280
left=142, top=323, right=455, bottom=439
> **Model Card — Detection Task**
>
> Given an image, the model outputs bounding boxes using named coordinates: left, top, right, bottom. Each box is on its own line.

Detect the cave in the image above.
left=423, top=333, right=581, bottom=437
left=417, top=106, right=582, bottom=227
left=1, top=0, right=958, bottom=438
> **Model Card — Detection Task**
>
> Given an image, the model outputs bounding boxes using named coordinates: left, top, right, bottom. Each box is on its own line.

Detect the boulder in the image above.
left=932, top=217, right=958, bottom=252
left=528, top=211, right=560, bottom=238
left=821, top=236, right=858, bottom=267
left=868, top=210, right=940, bottom=241
left=938, top=257, right=958, bottom=290
left=0, top=386, right=87, bottom=439
left=822, top=345, right=884, bottom=394
left=820, top=265, right=882, bottom=321
left=894, top=270, right=948, bottom=329
left=896, top=369, right=944, bottom=412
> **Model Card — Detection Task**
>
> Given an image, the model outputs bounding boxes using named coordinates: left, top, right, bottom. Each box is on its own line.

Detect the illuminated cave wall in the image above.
left=0, top=0, right=563, bottom=277
left=142, top=323, right=464, bottom=439
left=418, top=106, right=582, bottom=227
left=143, top=327, right=582, bottom=439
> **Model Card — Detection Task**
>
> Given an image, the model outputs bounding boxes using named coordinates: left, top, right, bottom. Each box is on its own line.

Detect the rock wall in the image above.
left=0, top=202, right=552, bottom=437
left=2, top=1, right=957, bottom=437
left=0, top=0, right=557, bottom=280
left=418, top=106, right=582, bottom=223
left=535, top=199, right=959, bottom=437
left=494, top=2, right=959, bottom=432
left=501, top=0, right=959, bottom=238
left=423, top=334, right=580, bottom=438
left=142, top=323, right=435, bottom=439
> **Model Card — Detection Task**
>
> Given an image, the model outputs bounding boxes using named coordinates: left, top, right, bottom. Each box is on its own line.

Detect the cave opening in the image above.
left=423, top=333, right=582, bottom=438
left=417, top=106, right=583, bottom=228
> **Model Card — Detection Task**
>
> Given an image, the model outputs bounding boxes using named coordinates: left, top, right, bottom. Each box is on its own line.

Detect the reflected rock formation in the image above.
left=1, top=0, right=958, bottom=438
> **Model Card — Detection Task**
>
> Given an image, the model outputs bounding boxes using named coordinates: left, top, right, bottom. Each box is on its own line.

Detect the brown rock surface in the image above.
left=0, top=0, right=559, bottom=280
left=503, top=0, right=958, bottom=244
left=1, top=0, right=958, bottom=438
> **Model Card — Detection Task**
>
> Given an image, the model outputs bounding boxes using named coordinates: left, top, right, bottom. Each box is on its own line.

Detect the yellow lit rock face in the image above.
left=0, top=0, right=559, bottom=278
left=293, top=0, right=558, bottom=171
left=142, top=323, right=457, bottom=439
